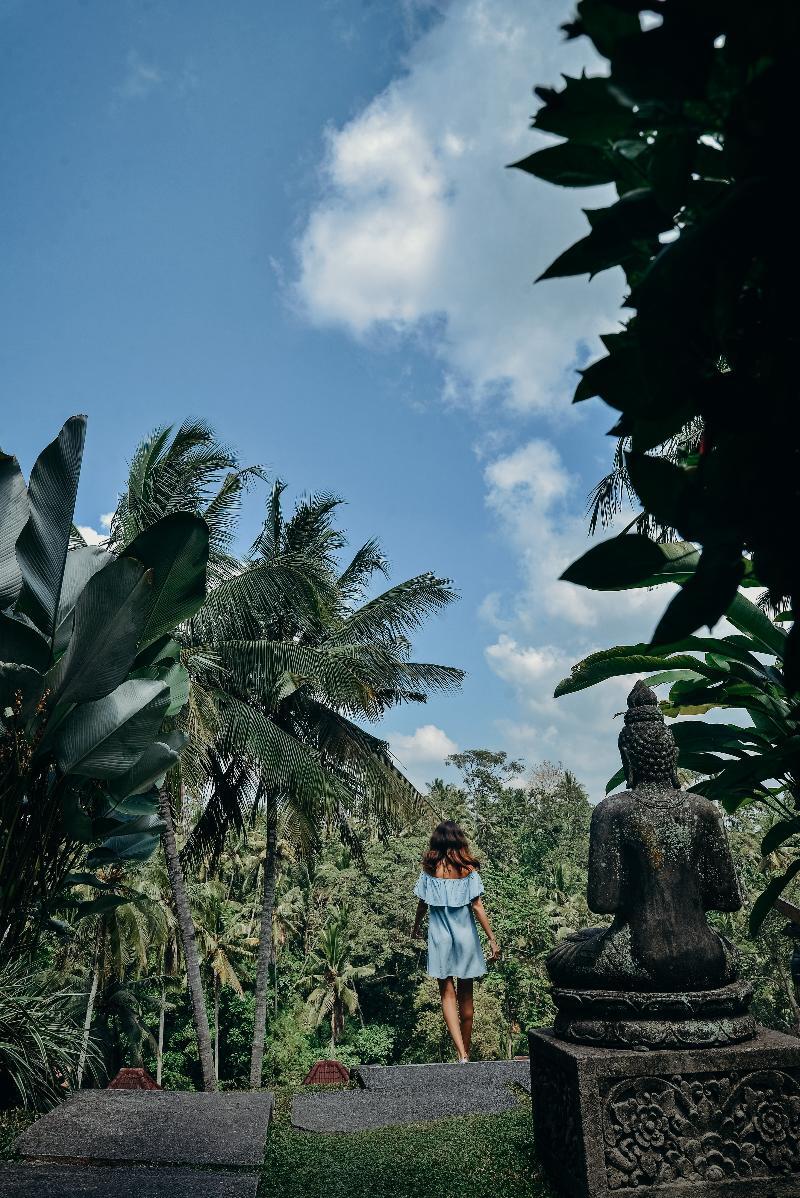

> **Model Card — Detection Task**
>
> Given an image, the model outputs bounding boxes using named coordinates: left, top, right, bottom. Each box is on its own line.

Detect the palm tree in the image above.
left=55, top=869, right=170, bottom=1085
left=304, top=907, right=374, bottom=1051
left=109, top=421, right=324, bottom=1092
left=193, top=879, right=252, bottom=1079
left=184, top=483, right=464, bottom=1086
left=131, top=857, right=180, bottom=1087
left=270, top=883, right=304, bottom=1017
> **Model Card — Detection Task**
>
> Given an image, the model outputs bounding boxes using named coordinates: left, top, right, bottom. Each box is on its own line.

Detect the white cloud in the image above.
left=484, top=630, right=640, bottom=795
left=116, top=52, right=165, bottom=102
left=480, top=436, right=686, bottom=795
left=483, top=437, right=674, bottom=635
left=486, top=635, right=570, bottom=690
left=76, top=525, right=107, bottom=546
left=389, top=723, right=459, bottom=788
left=294, top=0, right=624, bottom=413
left=100, top=512, right=114, bottom=530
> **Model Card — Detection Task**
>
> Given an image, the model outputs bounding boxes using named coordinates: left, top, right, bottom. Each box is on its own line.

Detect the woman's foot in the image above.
left=458, top=1056, right=469, bottom=1063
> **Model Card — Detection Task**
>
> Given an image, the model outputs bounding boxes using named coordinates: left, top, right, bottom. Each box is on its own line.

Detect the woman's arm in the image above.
left=471, top=897, right=500, bottom=960
left=412, top=898, right=427, bottom=938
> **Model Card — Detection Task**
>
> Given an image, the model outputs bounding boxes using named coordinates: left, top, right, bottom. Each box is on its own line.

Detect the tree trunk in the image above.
left=77, top=921, right=102, bottom=1088
left=249, top=799, right=278, bottom=1089
left=273, top=956, right=278, bottom=1017
left=158, top=787, right=216, bottom=1092
left=214, top=973, right=220, bottom=1079
left=156, top=978, right=166, bottom=1088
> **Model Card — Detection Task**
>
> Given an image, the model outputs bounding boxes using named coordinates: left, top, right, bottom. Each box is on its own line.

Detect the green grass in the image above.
left=0, top=1108, right=35, bottom=1161
left=260, top=1088, right=554, bottom=1198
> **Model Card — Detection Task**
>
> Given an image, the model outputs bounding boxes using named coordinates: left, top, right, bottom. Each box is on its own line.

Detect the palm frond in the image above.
left=338, top=574, right=459, bottom=645
left=249, top=479, right=287, bottom=561
left=181, top=751, right=259, bottom=867
left=337, top=538, right=389, bottom=602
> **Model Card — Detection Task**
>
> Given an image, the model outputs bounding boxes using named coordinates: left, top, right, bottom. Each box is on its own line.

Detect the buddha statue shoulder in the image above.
left=547, top=681, right=742, bottom=993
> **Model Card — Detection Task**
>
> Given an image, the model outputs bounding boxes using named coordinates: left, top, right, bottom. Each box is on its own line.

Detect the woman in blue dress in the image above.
left=411, top=820, right=500, bottom=1062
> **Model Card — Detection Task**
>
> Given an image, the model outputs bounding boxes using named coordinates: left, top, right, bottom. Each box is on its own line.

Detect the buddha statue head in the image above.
left=618, top=680, right=680, bottom=789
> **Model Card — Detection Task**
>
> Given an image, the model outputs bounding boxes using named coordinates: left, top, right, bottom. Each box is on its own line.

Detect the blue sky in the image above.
left=0, top=0, right=676, bottom=795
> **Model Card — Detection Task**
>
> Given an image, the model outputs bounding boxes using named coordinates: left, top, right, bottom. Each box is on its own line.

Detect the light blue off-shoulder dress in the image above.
left=414, top=870, right=487, bottom=980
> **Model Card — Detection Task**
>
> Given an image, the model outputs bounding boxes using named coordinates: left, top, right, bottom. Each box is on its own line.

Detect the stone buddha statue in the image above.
left=547, top=682, right=755, bottom=1047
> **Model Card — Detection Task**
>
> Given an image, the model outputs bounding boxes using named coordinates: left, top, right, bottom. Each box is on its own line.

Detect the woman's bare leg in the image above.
left=457, top=979, right=474, bottom=1058
left=438, top=978, right=467, bottom=1059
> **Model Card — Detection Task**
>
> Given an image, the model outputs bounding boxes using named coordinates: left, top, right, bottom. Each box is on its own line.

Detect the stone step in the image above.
left=292, top=1075, right=523, bottom=1132
left=0, top=1164, right=258, bottom=1197
left=355, top=1059, right=531, bottom=1093
left=15, top=1090, right=274, bottom=1169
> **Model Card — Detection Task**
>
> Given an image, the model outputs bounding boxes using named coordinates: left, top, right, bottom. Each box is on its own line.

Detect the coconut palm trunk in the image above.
left=249, top=798, right=278, bottom=1089
left=77, top=920, right=103, bottom=1088
left=156, top=977, right=166, bottom=1088
left=158, top=788, right=216, bottom=1091
left=213, top=972, right=220, bottom=1080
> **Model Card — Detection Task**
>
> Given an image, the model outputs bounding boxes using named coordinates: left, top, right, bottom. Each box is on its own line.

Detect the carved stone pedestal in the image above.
left=529, top=1026, right=800, bottom=1198
left=550, top=982, right=756, bottom=1050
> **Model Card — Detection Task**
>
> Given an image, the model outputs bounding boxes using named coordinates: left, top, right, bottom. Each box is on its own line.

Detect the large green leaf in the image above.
left=538, top=189, right=667, bottom=281
left=651, top=545, right=745, bottom=645
left=110, top=730, right=187, bottom=798
left=160, top=661, right=190, bottom=717
left=554, top=647, right=717, bottom=697
left=561, top=533, right=663, bottom=589
left=123, top=513, right=209, bottom=648
left=533, top=73, right=635, bottom=142
left=133, top=635, right=181, bottom=669
left=130, top=659, right=189, bottom=718
left=566, top=0, right=642, bottom=56
left=15, top=416, right=86, bottom=643
left=605, top=766, right=625, bottom=794
left=87, top=786, right=164, bottom=867
left=645, top=669, right=704, bottom=688
left=726, top=591, right=787, bottom=659
left=93, top=811, right=164, bottom=839
left=510, top=142, right=617, bottom=188
left=762, top=817, right=800, bottom=858
left=0, top=454, right=29, bottom=608
left=625, top=452, right=694, bottom=535
left=88, top=827, right=163, bottom=867
left=53, top=545, right=112, bottom=655
left=52, top=557, right=153, bottom=706
left=561, top=534, right=698, bottom=591
left=574, top=338, right=654, bottom=416
left=749, top=859, right=800, bottom=937
left=0, top=610, right=50, bottom=671
left=54, top=678, right=169, bottom=779
left=700, top=737, right=800, bottom=791
left=670, top=721, right=766, bottom=754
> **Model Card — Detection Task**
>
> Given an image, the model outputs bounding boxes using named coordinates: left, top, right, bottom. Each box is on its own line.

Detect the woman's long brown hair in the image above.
left=422, top=820, right=479, bottom=876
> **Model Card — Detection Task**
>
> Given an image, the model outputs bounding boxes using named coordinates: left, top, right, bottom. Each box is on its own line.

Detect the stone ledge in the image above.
left=292, top=1080, right=521, bottom=1132
left=355, top=1059, right=531, bottom=1093
left=0, top=1164, right=259, bottom=1197
left=529, top=1025, right=800, bottom=1198
left=15, top=1091, right=274, bottom=1169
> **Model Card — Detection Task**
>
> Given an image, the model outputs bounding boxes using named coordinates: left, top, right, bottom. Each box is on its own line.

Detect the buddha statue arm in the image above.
left=587, top=801, right=622, bottom=914
left=699, top=802, right=742, bottom=912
